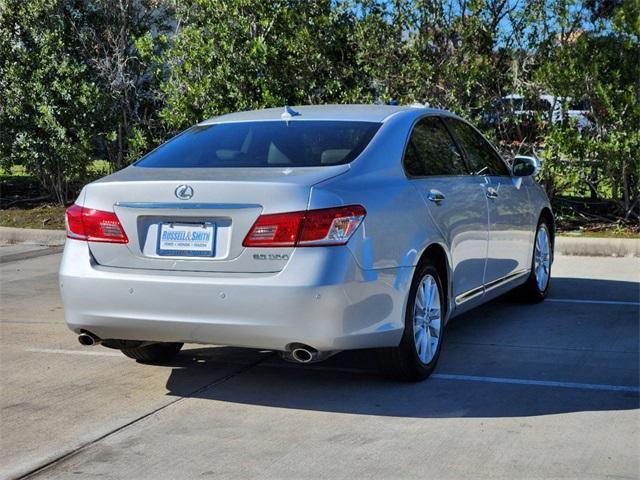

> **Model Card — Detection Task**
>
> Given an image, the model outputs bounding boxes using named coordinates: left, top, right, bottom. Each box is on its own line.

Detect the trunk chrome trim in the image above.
left=115, top=202, right=261, bottom=210
left=455, top=269, right=530, bottom=305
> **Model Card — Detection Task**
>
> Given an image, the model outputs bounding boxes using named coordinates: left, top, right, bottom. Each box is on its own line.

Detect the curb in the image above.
left=555, top=236, right=639, bottom=258
left=0, top=227, right=638, bottom=257
left=0, top=226, right=66, bottom=246
left=0, top=246, right=64, bottom=264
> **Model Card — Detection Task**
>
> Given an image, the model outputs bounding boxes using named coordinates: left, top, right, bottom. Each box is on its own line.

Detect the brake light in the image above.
left=243, top=205, right=366, bottom=247
left=65, top=204, right=128, bottom=243
left=242, top=211, right=304, bottom=247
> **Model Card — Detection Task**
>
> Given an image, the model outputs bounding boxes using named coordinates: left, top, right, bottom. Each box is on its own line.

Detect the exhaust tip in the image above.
left=291, top=348, right=313, bottom=363
left=78, top=332, right=99, bottom=346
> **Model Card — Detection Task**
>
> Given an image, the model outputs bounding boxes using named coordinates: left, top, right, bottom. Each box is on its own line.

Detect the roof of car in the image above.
left=200, top=104, right=448, bottom=124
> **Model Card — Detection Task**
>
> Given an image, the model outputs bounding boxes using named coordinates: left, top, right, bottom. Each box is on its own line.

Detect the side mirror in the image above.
left=511, top=155, right=539, bottom=177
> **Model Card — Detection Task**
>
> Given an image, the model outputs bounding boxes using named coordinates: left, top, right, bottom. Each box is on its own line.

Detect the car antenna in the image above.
left=281, top=105, right=300, bottom=123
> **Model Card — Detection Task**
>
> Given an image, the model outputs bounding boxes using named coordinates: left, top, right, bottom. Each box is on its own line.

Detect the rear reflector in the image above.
left=65, top=204, right=128, bottom=243
left=243, top=205, right=366, bottom=247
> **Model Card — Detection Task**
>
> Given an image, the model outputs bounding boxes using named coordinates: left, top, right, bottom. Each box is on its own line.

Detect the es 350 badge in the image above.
left=253, top=253, right=290, bottom=261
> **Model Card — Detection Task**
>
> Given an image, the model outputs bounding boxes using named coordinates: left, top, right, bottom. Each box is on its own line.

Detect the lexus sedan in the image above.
left=60, top=104, right=554, bottom=381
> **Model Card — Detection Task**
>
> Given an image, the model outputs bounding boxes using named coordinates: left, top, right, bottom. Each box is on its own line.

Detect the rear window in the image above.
left=523, top=98, right=552, bottom=111
left=570, top=98, right=591, bottom=110
left=135, top=121, right=381, bottom=168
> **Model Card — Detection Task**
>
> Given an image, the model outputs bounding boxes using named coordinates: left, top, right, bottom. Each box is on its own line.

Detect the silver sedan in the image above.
left=60, top=104, right=554, bottom=381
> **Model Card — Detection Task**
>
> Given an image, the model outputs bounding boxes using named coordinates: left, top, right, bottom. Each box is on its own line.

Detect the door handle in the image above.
left=427, top=189, right=446, bottom=204
left=486, top=187, right=499, bottom=199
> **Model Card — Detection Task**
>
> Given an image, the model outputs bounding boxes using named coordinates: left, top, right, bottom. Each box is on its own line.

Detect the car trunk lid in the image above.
left=82, top=165, right=349, bottom=273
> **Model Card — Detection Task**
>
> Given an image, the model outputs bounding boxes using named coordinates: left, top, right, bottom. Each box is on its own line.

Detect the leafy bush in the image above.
left=0, top=0, right=101, bottom=203
left=0, top=0, right=637, bottom=226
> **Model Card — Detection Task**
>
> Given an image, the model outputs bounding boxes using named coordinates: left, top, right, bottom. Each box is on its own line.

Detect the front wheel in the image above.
left=516, top=220, right=553, bottom=303
left=121, top=342, right=183, bottom=363
left=377, top=262, right=445, bottom=381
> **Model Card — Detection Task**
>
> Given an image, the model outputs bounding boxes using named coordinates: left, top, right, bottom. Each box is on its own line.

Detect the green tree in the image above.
left=0, top=0, right=100, bottom=203
left=71, top=0, right=173, bottom=169
left=158, top=0, right=362, bottom=131
left=535, top=0, right=639, bottom=219
left=0, top=0, right=637, bottom=223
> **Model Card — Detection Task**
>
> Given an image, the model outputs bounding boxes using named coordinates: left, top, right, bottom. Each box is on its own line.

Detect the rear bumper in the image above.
left=59, top=240, right=411, bottom=351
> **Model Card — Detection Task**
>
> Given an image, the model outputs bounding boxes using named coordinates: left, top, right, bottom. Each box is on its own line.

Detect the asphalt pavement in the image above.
left=1, top=252, right=638, bottom=480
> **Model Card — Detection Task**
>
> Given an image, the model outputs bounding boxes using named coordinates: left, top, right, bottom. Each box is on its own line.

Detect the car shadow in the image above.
left=160, top=276, right=639, bottom=418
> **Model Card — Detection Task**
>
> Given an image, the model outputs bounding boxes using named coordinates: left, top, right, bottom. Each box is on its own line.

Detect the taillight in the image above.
left=298, top=205, right=366, bottom=245
left=65, top=204, right=128, bottom=243
left=242, top=211, right=304, bottom=247
left=243, top=205, right=366, bottom=247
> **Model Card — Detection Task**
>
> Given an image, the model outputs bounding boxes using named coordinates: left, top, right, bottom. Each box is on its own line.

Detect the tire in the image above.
left=120, top=342, right=183, bottom=363
left=516, top=219, right=553, bottom=303
left=377, top=262, right=446, bottom=381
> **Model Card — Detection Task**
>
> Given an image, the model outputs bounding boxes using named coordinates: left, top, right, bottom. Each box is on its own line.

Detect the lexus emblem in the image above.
left=175, top=184, right=194, bottom=200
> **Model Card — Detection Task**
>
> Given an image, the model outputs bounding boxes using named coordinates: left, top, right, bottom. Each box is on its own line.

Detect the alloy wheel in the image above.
left=534, top=225, right=551, bottom=292
left=413, top=274, right=442, bottom=364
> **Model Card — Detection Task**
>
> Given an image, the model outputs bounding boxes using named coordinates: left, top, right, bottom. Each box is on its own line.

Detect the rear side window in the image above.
left=135, top=121, right=381, bottom=168
left=403, top=117, right=466, bottom=177
left=444, top=118, right=510, bottom=176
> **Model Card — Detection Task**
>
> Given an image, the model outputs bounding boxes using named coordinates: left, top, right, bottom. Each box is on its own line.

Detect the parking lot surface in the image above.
left=1, top=253, right=638, bottom=479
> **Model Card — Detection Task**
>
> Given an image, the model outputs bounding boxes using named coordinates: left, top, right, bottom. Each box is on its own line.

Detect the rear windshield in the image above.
left=570, top=98, right=591, bottom=110
left=135, top=121, right=381, bottom=168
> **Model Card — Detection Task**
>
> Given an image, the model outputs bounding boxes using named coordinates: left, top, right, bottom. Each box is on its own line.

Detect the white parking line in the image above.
left=431, top=373, right=640, bottom=393
left=25, top=348, right=123, bottom=357
left=547, top=298, right=640, bottom=306
left=24, top=348, right=639, bottom=393
left=257, top=362, right=639, bottom=393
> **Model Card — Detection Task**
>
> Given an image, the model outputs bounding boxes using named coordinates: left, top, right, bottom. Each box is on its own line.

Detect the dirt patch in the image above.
left=553, top=197, right=639, bottom=238
left=0, top=205, right=66, bottom=230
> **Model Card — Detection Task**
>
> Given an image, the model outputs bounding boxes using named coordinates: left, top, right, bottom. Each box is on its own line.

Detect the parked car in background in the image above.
left=565, top=97, right=593, bottom=131
left=60, top=105, right=554, bottom=381
left=481, top=94, right=593, bottom=142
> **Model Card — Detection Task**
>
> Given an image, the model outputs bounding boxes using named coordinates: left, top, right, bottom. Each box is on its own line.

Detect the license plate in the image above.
left=157, top=223, right=216, bottom=257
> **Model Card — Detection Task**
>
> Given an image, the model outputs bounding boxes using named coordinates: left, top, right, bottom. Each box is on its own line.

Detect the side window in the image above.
left=403, top=117, right=467, bottom=177
left=444, top=118, right=510, bottom=176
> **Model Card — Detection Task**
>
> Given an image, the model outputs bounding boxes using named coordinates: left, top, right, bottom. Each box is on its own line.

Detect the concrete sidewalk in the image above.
left=555, top=236, right=640, bottom=257
left=0, top=244, right=64, bottom=263
left=0, top=226, right=66, bottom=247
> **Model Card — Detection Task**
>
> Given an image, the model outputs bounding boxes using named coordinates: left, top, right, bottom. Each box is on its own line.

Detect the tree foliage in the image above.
left=0, top=0, right=638, bottom=221
left=157, top=0, right=363, bottom=128
left=534, top=0, right=640, bottom=217
left=0, top=0, right=100, bottom=203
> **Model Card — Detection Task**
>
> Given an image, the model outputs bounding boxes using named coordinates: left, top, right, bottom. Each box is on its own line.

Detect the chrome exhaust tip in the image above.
left=281, top=344, right=339, bottom=364
left=78, top=332, right=100, bottom=346
left=291, top=348, right=314, bottom=363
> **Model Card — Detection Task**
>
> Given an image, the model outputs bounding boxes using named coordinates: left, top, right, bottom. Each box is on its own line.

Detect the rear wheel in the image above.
left=377, top=262, right=445, bottom=381
left=120, top=342, right=183, bottom=363
left=516, top=220, right=552, bottom=302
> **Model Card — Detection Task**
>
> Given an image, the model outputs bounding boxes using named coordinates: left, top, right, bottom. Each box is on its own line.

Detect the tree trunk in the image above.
left=588, top=164, right=598, bottom=199
left=622, top=157, right=630, bottom=218
left=117, top=120, right=124, bottom=170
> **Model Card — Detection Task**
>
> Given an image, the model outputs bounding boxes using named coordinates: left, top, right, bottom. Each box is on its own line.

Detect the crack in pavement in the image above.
left=17, top=352, right=273, bottom=480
